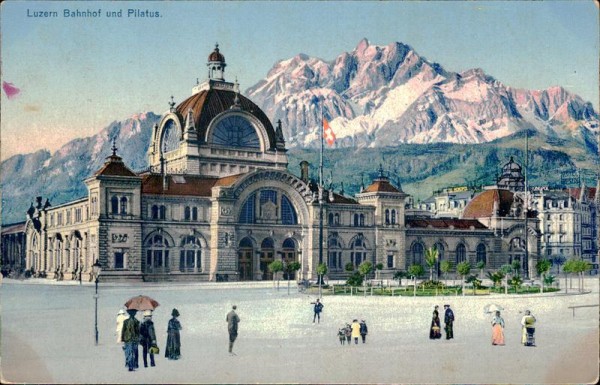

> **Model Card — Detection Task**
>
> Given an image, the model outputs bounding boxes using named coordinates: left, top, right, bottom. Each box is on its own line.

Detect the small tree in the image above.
left=268, top=260, right=284, bottom=291
left=316, top=263, right=328, bottom=298
left=543, top=274, right=556, bottom=288
left=440, top=260, right=451, bottom=288
left=425, top=247, right=439, bottom=281
left=511, top=259, right=521, bottom=278
left=563, top=259, right=577, bottom=293
left=408, top=264, right=424, bottom=296
left=509, top=275, right=523, bottom=292
left=476, top=260, right=486, bottom=279
left=285, top=261, right=301, bottom=295
left=536, top=258, right=552, bottom=293
left=486, top=270, right=504, bottom=288
left=456, top=261, right=471, bottom=296
left=574, top=260, right=592, bottom=292
left=345, top=262, right=355, bottom=273
left=375, top=262, right=384, bottom=281
left=500, top=264, right=513, bottom=295
left=358, top=261, right=374, bottom=296
left=393, top=270, right=406, bottom=287
left=465, top=275, right=482, bottom=295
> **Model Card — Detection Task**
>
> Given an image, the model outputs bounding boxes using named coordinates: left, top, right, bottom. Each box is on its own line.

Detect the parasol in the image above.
left=483, top=303, right=504, bottom=314
left=124, top=295, right=160, bottom=311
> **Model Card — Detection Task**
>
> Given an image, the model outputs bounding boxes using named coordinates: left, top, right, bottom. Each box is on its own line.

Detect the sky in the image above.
left=1, top=0, right=598, bottom=160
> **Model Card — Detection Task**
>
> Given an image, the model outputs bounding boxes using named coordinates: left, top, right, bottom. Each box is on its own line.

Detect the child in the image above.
left=338, top=327, right=346, bottom=345
left=345, top=324, right=352, bottom=345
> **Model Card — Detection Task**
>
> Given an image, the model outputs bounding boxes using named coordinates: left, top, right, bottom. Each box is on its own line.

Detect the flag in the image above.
left=323, top=118, right=336, bottom=147
left=2, top=81, right=20, bottom=99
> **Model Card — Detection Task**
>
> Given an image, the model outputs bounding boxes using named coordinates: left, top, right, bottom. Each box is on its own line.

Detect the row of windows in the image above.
left=111, top=196, right=129, bottom=215
left=49, top=206, right=88, bottom=227
left=328, top=213, right=366, bottom=227
left=409, top=243, right=487, bottom=266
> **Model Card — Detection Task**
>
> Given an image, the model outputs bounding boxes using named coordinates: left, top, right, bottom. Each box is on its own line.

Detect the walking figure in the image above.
left=360, top=320, right=368, bottom=343
left=139, top=310, right=157, bottom=367
left=344, top=324, right=352, bottom=345
left=226, top=305, right=240, bottom=355
left=430, top=305, right=442, bottom=339
left=444, top=304, right=454, bottom=340
left=521, top=310, right=536, bottom=346
left=165, top=308, right=182, bottom=360
left=351, top=319, right=361, bottom=344
left=311, top=298, right=324, bottom=323
left=338, top=328, right=346, bottom=345
left=121, top=309, right=140, bottom=371
left=491, top=310, right=505, bottom=346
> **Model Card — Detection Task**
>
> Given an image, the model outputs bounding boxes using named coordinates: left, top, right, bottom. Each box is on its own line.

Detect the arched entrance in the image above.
left=281, top=238, right=298, bottom=280
left=238, top=237, right=254, bottom=281
left=260, top=238, right=275, bottom=281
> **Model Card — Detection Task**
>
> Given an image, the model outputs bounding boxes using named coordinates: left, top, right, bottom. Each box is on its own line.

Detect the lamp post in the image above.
left=92, top=259, right=102, bottom=345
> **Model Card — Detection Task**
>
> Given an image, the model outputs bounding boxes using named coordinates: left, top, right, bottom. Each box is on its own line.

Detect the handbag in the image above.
left=149, top=345, right=160, bottom=354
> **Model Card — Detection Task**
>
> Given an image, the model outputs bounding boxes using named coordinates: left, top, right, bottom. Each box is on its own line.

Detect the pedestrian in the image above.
left=521, top=310, right=536, bottom=346
left=345, top=323, right=352, bottom=345
left=116, top=309, right=128, bottom=343
left=121, top=309, right=140, bottom=371
left=139, top=310, right=157, bottom=367
left=351, top=319, right=361, bottom=344
left=226, top=305, right=240, bottom=355
left=359, top=320, right=368, bottom=343
left=338, top=327, right=346, bottom=345
left=311, top=298, right=324, bottom=323
left=491, top=310, right=505, bottom=346
left=429, top=305, right=442, bottom=339
left=165, top=308, right=182, bottom=360
left=444, top=304, right=454, bottom=340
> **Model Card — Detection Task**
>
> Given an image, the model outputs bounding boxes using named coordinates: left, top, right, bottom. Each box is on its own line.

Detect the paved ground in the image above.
left=1, top=278, right=598, bottom=384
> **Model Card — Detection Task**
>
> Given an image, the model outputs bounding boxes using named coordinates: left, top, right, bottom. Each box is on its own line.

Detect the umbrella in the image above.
left=483, top=303, right=504, bottom=314
left=124, top=295, right=160, bottom=311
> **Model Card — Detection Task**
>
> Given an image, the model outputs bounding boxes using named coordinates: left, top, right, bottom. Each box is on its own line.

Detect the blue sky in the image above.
left=1, top=0, right=598, bottom=160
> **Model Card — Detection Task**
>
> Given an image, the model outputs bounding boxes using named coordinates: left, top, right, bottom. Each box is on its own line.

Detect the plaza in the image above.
left=1, top=278, right=598, bottom=384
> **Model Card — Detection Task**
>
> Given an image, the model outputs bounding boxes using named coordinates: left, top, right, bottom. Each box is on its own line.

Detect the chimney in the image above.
left=300, top=161, right=309, bottom=183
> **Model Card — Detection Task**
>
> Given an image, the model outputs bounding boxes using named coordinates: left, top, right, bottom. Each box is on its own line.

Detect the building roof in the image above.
left=141, top=173, right=244, bottom=196
left=362, top=179, right=402, bottom=194
left=329, top=192, right=359, bottom=205
left=1, top=222, right=26, bottom=235
left=94, top=154, right=137, bottom=177
left=208, top=45, right=225, bottom=62
left=462, top=189, right=514, bottom=219
left=406, top=218, right=487, bottom=230
left=175, top=88, right=276, bottom=149
left=566, top=187, right=597, bottom=201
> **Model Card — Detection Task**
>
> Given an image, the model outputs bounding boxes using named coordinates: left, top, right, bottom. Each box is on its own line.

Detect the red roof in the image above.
left=142, top=173, right=243, bottom=196
left=329, top=192, right=359, bottom=205
left=406, top=218, right=487, bottom=230
left=362, top=180, right=402, bottom=193
left=566, top=187, right=597, bottom=201
left=462, top=189, right=513, bottom=219
left=94, top=155, right=137, bottom=177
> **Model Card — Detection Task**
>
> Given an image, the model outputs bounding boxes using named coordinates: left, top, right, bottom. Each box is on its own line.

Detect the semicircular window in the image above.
left=161, top=119, right=180, bottom=153
left=211, top=115, right=260, bottom=149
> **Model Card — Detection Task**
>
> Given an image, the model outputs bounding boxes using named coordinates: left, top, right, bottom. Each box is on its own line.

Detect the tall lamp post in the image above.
left=92, top=259, right=102, bottom=345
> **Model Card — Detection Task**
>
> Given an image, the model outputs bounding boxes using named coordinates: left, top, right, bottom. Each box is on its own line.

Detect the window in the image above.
left=111, top=196, right=119, bottom=214
left=145, top=234, right=170, bottom=273
left=192, top=207, right=198, bottom=221
left=411, top=243, right=424, bottom=265
left=328, top=213, right=334, bottom=226
left=351, top=237, right=367, bottom=267
left=184, top=207, right=191, bottom=221
left=328, top=237, right=342, bottom=269
left=66, top=210, right=71, bottom=225
left=391, top=210, right=396, bottom=225
left=114, top=251, right=125, bottom=269
left=354, top=214, right=359, bottom=227
left=159, top=205, right=166, bottom=220
left=151, top=205, right=159, bottom=219
left=120, top=197, right=128, bottom=215
left=476, top=244, right=486, bottom=264
left=387, top=255, right=394, bottom=268
left=385, top=209, right=390, bottom=225
left=239, top=192, right=256, bottom=223
left=456, top=244, right=467, bottom=264
left=281, top=195, right=297, bottom=225
left=360, top=214, right=365, bottom=226
left=180, top=235, right=201, bottom=273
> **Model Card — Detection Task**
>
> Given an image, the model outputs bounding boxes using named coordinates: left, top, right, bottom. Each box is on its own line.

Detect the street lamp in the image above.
left=92, top=259, right=102, bottom=345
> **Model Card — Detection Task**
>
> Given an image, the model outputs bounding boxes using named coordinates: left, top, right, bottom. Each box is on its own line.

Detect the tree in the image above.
left=345, top=262, right=355, bottom=273
left=486, top=270, right=505, bottom=288
left=500, top=264, right=513, bottom=295
left=476, top=260, right=486, bottom=279
left=425, top=247, right=439, bottom=281
left=456, top=261, right=471, bottom=296
left=285, top=261, right=301, bottom=295
left=509, top=275, right=523, bottom=292
left=511, top=259, right=521, bottom=278
left=543, top=274, right=556, bottom=288
left=574, top=260, right=592, bottom=292
left=551, top=255, right=566, bottom=275
left=316, top=263, right=328, bottom=298
left=536, top=258, right=552, bottom=293
left=375, top=262, right=384, bottom=281
left=440, top=260, right=451, bottom=287
left=268, top=260, right=283, bottom=291
left=562, top=259, right=577, bottom=293
left=358, top=261, right=374, bottom=296
left=407, top=264, right=424, bottom=296
left=393, top=270, right=406, bottom=287
left=465, top=275, right=482, bottom=295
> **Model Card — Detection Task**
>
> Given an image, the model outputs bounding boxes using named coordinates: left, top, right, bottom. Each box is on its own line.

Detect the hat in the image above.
left=444, top=304, right=450, bottom=308
left=143, top=310, right=153, bottom=317
left=172, top=308, right=180, bottom=317
left=127, top=309, right=137, bottom=316
left=118, top=309, right=126, bottom=315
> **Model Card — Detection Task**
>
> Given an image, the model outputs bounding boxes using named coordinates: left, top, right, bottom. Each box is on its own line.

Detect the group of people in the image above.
left=429, top=304, right=455, bottom=340
left=337, top=319, right=368, bottom=345
left=491, top=309, right=537, bottom=347
left=116, top=308, right=183, bottom=371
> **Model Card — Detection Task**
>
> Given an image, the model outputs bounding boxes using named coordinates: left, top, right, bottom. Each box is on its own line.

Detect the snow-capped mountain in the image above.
left=246, top=38, right=598, bottom=148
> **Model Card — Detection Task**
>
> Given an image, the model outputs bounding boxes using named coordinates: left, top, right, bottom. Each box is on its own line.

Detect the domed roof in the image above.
left=462, top=189, right=514, bottom=219
left=174, top=88, right=277, bottom=149
left=208, top=45, right=225, bottom=62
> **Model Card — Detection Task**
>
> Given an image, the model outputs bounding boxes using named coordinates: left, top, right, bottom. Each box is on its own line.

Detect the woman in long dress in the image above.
left=429, top=305, right=442, bottom=339
left=491, top=310, right=505, bottom=345
left=165, top=308, right=182, bottom=360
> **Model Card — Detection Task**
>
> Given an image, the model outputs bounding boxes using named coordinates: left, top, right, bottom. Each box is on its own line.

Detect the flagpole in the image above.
left=318, top=102, right=324, bottom=268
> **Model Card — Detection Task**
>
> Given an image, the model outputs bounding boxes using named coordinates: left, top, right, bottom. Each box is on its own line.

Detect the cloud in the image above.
left=23, top=104, right=41, bottom=112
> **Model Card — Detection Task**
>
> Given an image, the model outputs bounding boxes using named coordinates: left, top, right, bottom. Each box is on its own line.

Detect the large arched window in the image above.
left=161, top=119, right=180, bottom=153
left=239, top=190, right=298, bottom=225
left=180, top=235, right=201, bottom=273
left=281, top=195, right=297, bottom=225
left=456, top=244, right=467, bottom=264
left=351, top=237, right=367, bottom=267
left=211, top=115, right=260, bottom=149
left=328, top=237, right=342, bottom=269
left=476, top=243, right=487, bottom=264
left=145, top=234, right=170, bottom=273
left=239, top=192, right=256, bottom=224
left=411, top=243, right=424, bottom=266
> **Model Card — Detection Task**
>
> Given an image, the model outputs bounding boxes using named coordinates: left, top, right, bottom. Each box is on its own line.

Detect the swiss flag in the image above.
left=323, top=118, right=336, bottom=147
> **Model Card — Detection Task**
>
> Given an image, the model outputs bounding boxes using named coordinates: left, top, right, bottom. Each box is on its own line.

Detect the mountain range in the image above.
left=1, top=39, right=598, bottom=225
